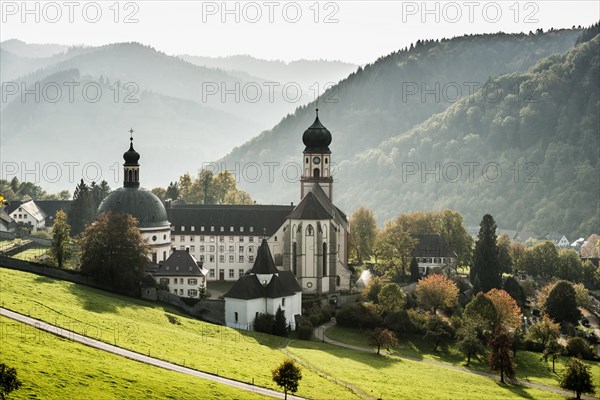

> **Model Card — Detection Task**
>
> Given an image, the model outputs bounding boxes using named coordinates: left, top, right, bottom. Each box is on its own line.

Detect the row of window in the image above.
left=164, top=265, right=195, bottom=272
left=177, top=244, right=255, bottom=253
left=160, top=278, right=200, bottom=285
left=13, top=213, right=28, bottom=220
left=208, top=268, right=247, bottom=278
left=175, top=225, right=255, bottom=233
left=171, top=288, right=198, bottom=297
left=416, top=257, right=450, bottom=264
left=173, top=236, right=262, bottom=243
left=177, top=247, right=256, bottom=263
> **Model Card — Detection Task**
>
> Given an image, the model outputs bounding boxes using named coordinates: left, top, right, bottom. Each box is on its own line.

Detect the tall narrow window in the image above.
left=313, top=168, right=320, bottom=178
left=322, top=242, right=327, bottom=276
left=306, top=224, right=314, bottom=236
left=292, top=242, right=297, bottom=275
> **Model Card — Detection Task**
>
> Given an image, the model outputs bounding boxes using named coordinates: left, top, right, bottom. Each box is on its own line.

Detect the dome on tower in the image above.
left=302, top=109, right=332, bottom=153
left=123, top=139, right=140, bottom=165
left=97, top=187, right=169, bottom=228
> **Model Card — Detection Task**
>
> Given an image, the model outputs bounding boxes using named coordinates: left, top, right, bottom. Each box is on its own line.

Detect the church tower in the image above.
left=123, top=129, right=140, bottom=188
left=300, top=109, right=333, bottom=200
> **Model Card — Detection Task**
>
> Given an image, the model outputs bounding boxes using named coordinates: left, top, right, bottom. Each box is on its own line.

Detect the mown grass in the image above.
left=0, top=316, right=266, bottom=400
left=12, top=245, right=49, bottom=261
left=0, top=267, right=357, bottom=400
left=326, top=325, right=600, bottom=390
left=286, top=340, right=567, bottom=400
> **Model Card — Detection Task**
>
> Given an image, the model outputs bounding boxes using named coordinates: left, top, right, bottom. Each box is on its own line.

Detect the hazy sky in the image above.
left=1, top=1, right=598, bottom=64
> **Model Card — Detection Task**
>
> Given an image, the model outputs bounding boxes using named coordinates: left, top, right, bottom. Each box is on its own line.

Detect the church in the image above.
left=97, top=110, right=351, bottom=300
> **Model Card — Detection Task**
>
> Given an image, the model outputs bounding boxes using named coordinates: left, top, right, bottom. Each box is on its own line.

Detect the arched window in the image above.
left=128, top=169, right=133, bottom=182
left=313, top=168, right=320, bottom=178
left=306, top=225, right=314, bottom=236
left=134, top=170, right=139, bottom=182
left=292, top=242, right=297, bottom=275
left=322, top=242, right=327, bottom=276
left=336, top=275, right=341, bottom=286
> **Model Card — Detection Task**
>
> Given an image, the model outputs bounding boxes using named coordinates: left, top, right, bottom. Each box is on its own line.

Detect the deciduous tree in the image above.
left=50, top=210, right=72, bottom=269
left=349, top=207, right=377, bottom=263
left=377, top=283, right=406, bottom=313
left=272, top=359, right=302, bottom=400
left=416, top=274, right=459, bottom=314
left=560, top=358, right=595, bottom=399
left=456, top=319, right=486, bottom=365
left=544, top=280, right=581, bottom=325
left=488, top=327, right=515, bottom=383
left=425, top=315, right=454, bottom=351
left=527, top=315, right=560, bottom=348
left=486, top=289, right=522, bottom=330
left=79, top=212, right=149, bottom=294
left=367, top=327, right=398, bottom=355
left=0, top=363, right=22, bottom=399
left=542, top=339, right=563, bottom=373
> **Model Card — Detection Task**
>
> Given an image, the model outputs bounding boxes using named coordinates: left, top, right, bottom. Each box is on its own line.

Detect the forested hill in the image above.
left=339, top=32, right=599, bottom=238
left=219, top=28, right=597, bottom=238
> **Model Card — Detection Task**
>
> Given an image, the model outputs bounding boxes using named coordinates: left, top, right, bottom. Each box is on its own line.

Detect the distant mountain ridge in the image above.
left=218, top=27, right=598, bottom=238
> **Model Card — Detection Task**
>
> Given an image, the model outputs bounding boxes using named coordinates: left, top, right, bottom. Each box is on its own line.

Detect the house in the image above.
left=5, top=200, right=46, bottom=232
left=224, top=239, right=302, bottom=330
left=152, top=249, right=209, bottom=298
left=544, top=233, right=570, bottom=248
left=410, top=233, right=458, bottom=276
left=0, top=209, right=16, bottom=232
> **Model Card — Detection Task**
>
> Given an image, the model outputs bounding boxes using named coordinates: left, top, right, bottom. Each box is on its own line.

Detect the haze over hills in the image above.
left=0, top=40, right=357, bottom=188
left=219, top=27, right=599, bottom=238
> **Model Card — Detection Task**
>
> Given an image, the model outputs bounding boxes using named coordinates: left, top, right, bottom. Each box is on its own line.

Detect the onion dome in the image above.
left=123, top=137, right=140, bottom=165
left=302, top=109, right=332, bottom=153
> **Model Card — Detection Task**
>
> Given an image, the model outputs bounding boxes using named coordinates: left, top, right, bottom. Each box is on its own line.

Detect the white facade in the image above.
left=224, top=291, right=302, bottom=330
left=143, top=226, right=172, bottom=263
left=158, top=275, right=207, bottom=298
left=9, top=201, right=45, bottom=232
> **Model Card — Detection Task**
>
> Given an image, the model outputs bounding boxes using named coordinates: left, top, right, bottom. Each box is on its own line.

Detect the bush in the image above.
left=524, top=339, right=545, bottom=353
left=566, top=337, right=592, bottom=359
left=254, top=313, right=275, bottom=334
left=309, top=314, right=321, bottom=327
left=297, top=321, right=313, bottom=340
left=406, top=309, right=428, bottom=334
left=336, top=302, right=382, bottom=330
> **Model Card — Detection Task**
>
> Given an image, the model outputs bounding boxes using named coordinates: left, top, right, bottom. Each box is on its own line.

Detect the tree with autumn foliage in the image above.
left=416, top=274, right=459, bottom=314
left=367, top=327, right=398, bottom=355
left=486, top=289, right=522, bottom=330
left=488, top=326, right=516, bottom=383
left=79, top=211, right=149, bottom=294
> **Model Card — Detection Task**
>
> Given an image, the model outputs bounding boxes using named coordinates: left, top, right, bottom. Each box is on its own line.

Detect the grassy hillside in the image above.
left=0, top=267, right=580, bottom=399
left=1, top=316, right=265, bottom=400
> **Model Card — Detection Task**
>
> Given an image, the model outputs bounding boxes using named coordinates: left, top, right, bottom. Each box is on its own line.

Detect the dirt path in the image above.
left=315, top=319, right=600, bottom=400
left=1, top=307, right=303, bottom=400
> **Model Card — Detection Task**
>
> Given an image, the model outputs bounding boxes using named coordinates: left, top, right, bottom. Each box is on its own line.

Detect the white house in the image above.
left=152, top=249, right=209, bottom=298
left=7, top=200, right=46, bottom=232
left=0, top=209, right=15, bottom=232
left=545, top=233, right=570, bottom=248
left=224, top=239, right=302, bottom=330
left=411, top=233, right=458, bottom=276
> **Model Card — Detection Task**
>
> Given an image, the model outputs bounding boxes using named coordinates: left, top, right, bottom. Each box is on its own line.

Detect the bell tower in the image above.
left=300, top=109, right=333, bottom=200
left=123, top=128, right=140, bottom=188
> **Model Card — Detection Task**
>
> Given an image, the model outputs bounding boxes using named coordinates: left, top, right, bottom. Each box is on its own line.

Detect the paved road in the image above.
left=316, top=319, right=600, bottom=400
left=1, top=307, right=303, bottom=400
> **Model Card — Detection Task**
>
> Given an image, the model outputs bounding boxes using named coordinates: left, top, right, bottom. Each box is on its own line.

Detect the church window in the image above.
left=336, top=276, right=341, bottom=286
left=323, top=242, right=327, bottom=276
left=306, top=225, right=314, bottom=236
left=282, top=298, right=286, bottom=307
left=306, top=157, right=308, bottom=163
left=274, top=236, right=278, bottom=241
left=325, top=158, right=328, bottom=164
left=163, top=235, right=167, bottom=240
left=313, top=168, right=320, bottom=178
left=234, top=312, right=239, bottom=322
left=292, top=243, right=297, bottom=275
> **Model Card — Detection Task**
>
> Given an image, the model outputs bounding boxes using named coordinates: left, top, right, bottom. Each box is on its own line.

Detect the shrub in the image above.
left=336, top=302, right=382, bottom=329
left=297, top=321, right=313, bottom=340
left=407, top=309, right=428, bottom=334
left=309, top=314, right=321, bottom=327
left=254, top=313, right=275, bottom=334
left=566, top=337, right=592, bottom=359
